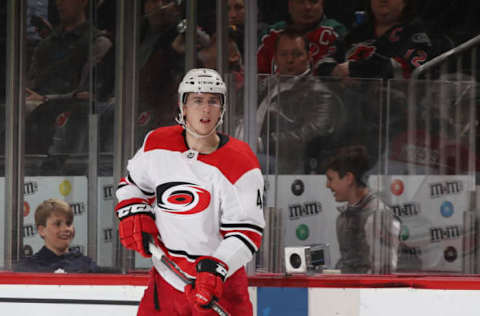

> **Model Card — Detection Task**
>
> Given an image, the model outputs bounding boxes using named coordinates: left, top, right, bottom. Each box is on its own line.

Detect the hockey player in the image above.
left=115, top=68, right=265, bottom=315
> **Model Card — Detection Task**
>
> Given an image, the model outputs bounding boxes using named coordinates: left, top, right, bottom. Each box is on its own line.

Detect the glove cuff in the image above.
left=196, top=256, right=228, bottom=281
left=116, top=203, right=154, bottom=220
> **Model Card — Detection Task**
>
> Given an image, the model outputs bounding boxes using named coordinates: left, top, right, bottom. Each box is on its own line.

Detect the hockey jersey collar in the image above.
left=181, top=129, right=229, bottom=154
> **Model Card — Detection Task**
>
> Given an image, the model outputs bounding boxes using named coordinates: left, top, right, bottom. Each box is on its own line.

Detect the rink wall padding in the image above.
left=257, top=287, right=308, bottom=316
left=2, top=175, right=474, bottom=271
left=1, top=273, right=480, bottom=316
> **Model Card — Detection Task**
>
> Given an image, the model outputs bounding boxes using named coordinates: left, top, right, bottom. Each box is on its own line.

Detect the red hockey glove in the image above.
left=116, top=203, right=159, bottom=257
left=185, top=256, right=228, bottom=310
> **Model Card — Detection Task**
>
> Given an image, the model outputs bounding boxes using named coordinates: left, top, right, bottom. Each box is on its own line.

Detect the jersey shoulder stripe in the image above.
left=143, top=125, right=186, bottom=153
left=141, top=126, right=260, bottom=184
left=201, top=136, right=261, bottom=184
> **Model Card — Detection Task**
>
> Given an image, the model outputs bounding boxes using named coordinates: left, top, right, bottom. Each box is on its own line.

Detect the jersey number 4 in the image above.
left=256, top=189, right=263, bottom=209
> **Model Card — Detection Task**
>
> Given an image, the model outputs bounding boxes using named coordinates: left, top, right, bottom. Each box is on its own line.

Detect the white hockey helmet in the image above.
left=178, top=68, right=226, bottom=106
left=177, top=68, right=227, bottom=135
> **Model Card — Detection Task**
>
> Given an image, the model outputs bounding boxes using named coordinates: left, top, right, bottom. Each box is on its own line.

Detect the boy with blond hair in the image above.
left=15, top=198, right=98, bottom=273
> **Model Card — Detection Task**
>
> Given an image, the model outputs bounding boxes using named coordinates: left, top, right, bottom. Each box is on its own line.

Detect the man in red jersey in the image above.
left=115, top=68, right=265, bottom=315
left=257, top=0, right=346, bottom=75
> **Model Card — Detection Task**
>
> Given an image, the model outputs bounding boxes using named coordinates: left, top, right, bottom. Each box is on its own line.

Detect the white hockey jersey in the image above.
left=115, top=125, right=265, bottom=291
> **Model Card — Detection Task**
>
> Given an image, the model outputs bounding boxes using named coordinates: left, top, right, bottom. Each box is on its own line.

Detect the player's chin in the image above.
left=198, top=129, right=214, bottom=136
left=198, top=124, right=215, bottom=133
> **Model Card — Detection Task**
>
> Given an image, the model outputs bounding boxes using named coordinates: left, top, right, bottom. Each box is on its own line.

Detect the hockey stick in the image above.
left=148, top=242, right=231, bottom=316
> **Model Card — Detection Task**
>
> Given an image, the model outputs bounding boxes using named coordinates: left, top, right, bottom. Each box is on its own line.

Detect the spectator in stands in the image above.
left=332, top=0, right=432, bottom=79
left=26, top=0, right=111, bottom=111
left=272, top=28, right=313, bottom=76
left=196, top=29, right=247, bottom=139
left=24, top=0, right=112, bottom=159
left=228, top=0, right=246, bottom=56
left=15, top=198, right=99, bottom=273
left=324, top=0, right=433, bottom=175
left=198, top=31, right=244, bottom=85
left=246, top=29, right=344, bottom=173
left=136, top=0, right=185, bottom=146
left=257, top=0, right=347, bottom=76
left=325, top=145, right=400, bottom=273
left=228, top=0, right=245, bottom=27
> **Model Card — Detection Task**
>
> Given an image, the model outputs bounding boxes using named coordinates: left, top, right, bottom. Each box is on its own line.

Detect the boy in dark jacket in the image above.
left=15, top=198, right=98, bottom=273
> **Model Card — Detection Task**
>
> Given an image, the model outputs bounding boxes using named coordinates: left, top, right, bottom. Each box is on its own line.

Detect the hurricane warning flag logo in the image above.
left=156, top=182, right=211, bottom=215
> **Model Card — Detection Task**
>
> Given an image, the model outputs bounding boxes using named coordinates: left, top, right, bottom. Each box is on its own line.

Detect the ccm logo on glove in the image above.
left=116, top=203, right=159, bottom=257
left=117, top=204, right=152, bottom=219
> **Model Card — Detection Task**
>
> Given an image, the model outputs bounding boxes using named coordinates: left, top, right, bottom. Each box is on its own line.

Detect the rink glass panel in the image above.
left=251, top=75, right=479, bottom=275
left=382, top=79, right=477, bottom=273
left=3, top=1, right=480, bottom=277
left=0, top=1, right=4, bottom=175
left=17, top=0, right=117, bottom=272
left=0, top=1, right=5, bottom=268
left=254, top=75, right=387, bottom=274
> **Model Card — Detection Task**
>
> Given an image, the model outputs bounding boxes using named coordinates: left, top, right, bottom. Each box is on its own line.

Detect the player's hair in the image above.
left=325, top=145, right=370, bottom=187
left=274, top=28, right=311, bottom=54
left=35, top=198, right=74, bottom=228
left=365, top=0, right=417, bottom=23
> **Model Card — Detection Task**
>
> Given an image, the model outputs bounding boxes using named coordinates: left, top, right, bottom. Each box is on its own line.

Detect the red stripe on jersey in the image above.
left=155, top=242, right=196, bottom=277
left=141, top=125, right=260, bottom=185
left=119, top=177, right=128, bottom=185
left=114, top=198, right=149, bottom=211
left=221, top=229, right=262, bottom=249
left=167, top=255, right=196, bottom=278
left=144, top=125, right=187, bottom=153
left=200, top=137, right=260, bottom=184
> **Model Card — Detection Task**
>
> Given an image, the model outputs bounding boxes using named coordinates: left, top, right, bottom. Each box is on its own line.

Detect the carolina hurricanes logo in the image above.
left=156, top=182, right=211, bottom=215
